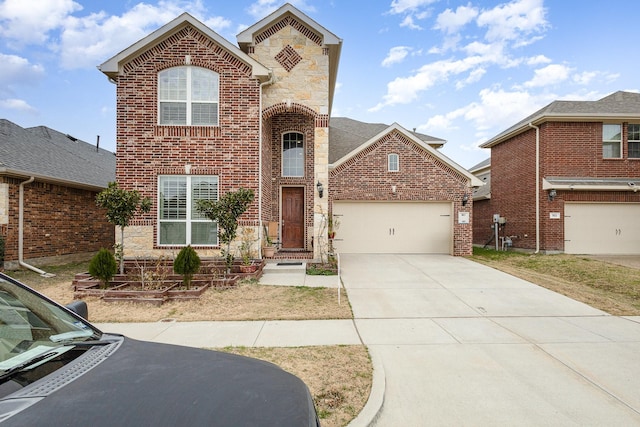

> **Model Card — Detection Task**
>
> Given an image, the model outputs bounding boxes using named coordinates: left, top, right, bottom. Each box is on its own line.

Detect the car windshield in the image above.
left=0, top=275, right=100, bottom=372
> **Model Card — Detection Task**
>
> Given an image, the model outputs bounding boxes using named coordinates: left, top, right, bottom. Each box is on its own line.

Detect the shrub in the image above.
left=88, top=248, right=118, bottom=289
left=173, top=245, right=201, bottom=289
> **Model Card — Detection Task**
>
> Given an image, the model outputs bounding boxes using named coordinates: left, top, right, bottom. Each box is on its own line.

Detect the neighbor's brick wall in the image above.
left=486, top=121, right=640, bottom=252
left=1, top=177, right=113, bottom=267
left=472, top=198, right=494, bottom=246
left=329, top=131, right=474, bottom=256
left=113, top=25, right=262, bottom=256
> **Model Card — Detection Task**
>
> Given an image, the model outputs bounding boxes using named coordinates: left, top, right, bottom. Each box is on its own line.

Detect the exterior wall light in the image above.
left=548, top=189, right=557, bottom=201
left=462, top=194, right=469, bottom=206
left=316, top=181, right=324, bottom=198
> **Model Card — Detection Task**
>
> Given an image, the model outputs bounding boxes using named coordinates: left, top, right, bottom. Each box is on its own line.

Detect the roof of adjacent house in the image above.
left=329, top=117, right=445, bottom=164
left=482, top=91, right=640, bottom=148
left=0, top=119, right=115, bottom=190
left=468, top=158, right=491, bottom=200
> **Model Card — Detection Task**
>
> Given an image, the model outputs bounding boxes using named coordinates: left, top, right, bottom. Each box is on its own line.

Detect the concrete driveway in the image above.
left=341, top=254, right=640, bottom=426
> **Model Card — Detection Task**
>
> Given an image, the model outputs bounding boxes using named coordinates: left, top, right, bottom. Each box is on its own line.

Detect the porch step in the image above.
left=263, top=261, right=307, bottom=274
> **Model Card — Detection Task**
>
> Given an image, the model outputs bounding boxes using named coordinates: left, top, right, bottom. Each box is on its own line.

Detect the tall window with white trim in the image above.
left=158, top=66, right=219, bottom=126
left=159, top=176, right=218, bottom=246
left=282, top=132, right=304, bottom=177
left=602, top=124, right=621, bottom=158
left=388, top=153, right=399, bottom=172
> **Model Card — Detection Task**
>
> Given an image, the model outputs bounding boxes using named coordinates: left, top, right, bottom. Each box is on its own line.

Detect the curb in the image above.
left=347, top=350, right=385, bottom=427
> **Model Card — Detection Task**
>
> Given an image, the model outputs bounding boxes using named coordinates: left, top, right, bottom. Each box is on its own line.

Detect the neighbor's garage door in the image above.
left=332, top=201, right=452, bottom=254
left=565, top=203, right=640, bottom=254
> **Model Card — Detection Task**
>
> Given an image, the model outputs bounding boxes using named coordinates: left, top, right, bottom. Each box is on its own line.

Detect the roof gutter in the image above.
left=19, top=177, right=55, bottom=277
left=529, top=123, right=540, bottom=254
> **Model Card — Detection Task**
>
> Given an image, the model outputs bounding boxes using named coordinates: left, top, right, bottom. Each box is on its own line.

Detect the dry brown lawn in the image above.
left=4, top=262, right=369, bottom=427
left=470, top=248, right=640, bottom=315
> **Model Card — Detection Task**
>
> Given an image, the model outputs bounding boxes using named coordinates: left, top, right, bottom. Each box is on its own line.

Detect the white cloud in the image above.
left=456, top=67, right=486, bottom=89
left=382, top=46, right=412, bottom=67
left=524, top=63, right=572, bottom=88
left=526, top=54, right=551, bottom=65
left=0, top=0, right=82, bottom=46
left=58, top=1, right=232, bottom=69
left=400, top=15, right=422, bottom=30
left=0, top=53, right=45, bottom=91
left=477, top=0, right=548, bottom=44
left=434, top=5, right=478, bottom=34
left=0, top=98, right=37, bottom=113
left=389, top=0, right=437, bottom=15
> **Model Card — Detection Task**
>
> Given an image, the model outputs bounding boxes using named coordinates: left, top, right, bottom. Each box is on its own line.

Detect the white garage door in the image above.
left=565, top=203, right=640, bottom=254
left=332, top=201, right=452, bottom=254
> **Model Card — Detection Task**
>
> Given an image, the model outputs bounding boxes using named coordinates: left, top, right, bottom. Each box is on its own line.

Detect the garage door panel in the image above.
left=333, top=202, right=452, bottom=254
left=565, top=203, right=640, bottom=254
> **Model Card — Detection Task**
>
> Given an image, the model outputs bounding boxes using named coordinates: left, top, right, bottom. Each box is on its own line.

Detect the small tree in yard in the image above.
left=173, top=245, right=201, bottom=289
left=88, top=248, right=118, bottom=289
left=196, top=188, right=254, bottom=274
left=96, top=182, right=152, bottom=274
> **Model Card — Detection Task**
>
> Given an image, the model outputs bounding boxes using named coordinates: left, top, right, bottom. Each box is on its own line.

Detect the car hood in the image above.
left=1, top=336, right=318, bottom=427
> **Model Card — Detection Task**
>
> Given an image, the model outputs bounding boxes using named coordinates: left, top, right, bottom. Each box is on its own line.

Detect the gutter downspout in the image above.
left=529, top=123, right=540, bottom=254
left=258, top=71, right=275, bottom=258
left=19, top=177, right=55, bottom=277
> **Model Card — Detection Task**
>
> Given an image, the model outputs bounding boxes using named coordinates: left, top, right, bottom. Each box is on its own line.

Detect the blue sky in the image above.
left=1, top=0, right=638, bottom=168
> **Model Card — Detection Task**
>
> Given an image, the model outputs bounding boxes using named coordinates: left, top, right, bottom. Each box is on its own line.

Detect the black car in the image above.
left=0, top=272, right=319, bottom=426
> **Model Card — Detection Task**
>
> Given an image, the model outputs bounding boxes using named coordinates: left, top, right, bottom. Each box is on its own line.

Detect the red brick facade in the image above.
left=476, top=122, right=640, bottom=252
left=1, top=177, right=114, bottom=268
left=330, top=131, right=473, bottom=256
left=114, top=25, right=263, bottom=245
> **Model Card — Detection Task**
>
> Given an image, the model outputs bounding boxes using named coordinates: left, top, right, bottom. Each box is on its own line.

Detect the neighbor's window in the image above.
left=282, top=132, right=304, bottom=177
left=628, top=124, right=640, bottom=158
left=158, top=66, right=219, bottom=126
left=602, top=124, right=622, bottom=158
left=388, top=153, right=399, bottom=172
left=159, top=175, right=218, bottom=246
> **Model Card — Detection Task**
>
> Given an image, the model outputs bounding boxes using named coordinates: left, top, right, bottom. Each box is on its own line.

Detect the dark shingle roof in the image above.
left=329, top=117, right=445, bottom=164
left=0, top=119, right=115, bottom=189
left=482, top=91, right=640, bottom=148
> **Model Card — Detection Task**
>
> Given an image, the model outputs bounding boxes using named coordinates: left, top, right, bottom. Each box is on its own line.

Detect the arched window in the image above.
left=158, top=66, right=219, bottom=126
left=388, top=153, right=399, bottom=172
left=282, top=132, right=304, bottom=177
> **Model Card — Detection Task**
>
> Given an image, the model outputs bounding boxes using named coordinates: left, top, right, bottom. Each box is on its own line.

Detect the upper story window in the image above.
left=628, top=124, right=640, bottom=158
left=388, top=153, right=399, bottom=172
left=282, top=132, right=304, bottom=177
left=158, top=175, right=218, bottom=246
left=602, top=124, right=621, bottom=158
left=158, top=66, right=219, bottom=126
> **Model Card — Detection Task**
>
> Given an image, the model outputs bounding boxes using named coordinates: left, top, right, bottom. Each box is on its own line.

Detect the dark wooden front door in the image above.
left=282, top=187, right=305, bottom=249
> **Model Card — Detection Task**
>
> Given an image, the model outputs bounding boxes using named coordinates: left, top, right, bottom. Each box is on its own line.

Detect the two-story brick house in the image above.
left=99, top=4, right=481, bottom=260
left=475, top=91, right=640, bottom=254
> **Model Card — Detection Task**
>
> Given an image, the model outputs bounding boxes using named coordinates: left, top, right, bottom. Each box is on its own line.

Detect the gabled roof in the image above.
left=0, top=119, right=115, bottom=190
left=329, top=117, right=445, bottom=163
left=482, top=91, right=640, bottom=148
left=329, top=118, right=482, bottom=187
left=469, top=158, right=491, bottom=200
left=99, top=13, right=271, bottom=82
left=468, top=157, right=490, bottom=174
left=237, top=3, right=342, bottom=114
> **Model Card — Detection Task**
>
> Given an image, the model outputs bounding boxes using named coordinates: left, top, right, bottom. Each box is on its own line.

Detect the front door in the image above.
left=282, top=187, right=305, bottom=249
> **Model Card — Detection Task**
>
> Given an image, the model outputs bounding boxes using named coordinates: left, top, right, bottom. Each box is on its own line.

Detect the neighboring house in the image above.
left=0, top=119, right=115, bottom=270
left=469, top=158, right=493, bottom=247
left=98, top=4, right=482, bottom=260
left=476, top=91, right=640, bottom=254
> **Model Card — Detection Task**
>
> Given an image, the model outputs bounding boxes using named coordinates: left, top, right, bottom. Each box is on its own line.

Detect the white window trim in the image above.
left=158, top=66, right=219, bottom=126
left=388, top=153, right=399, bottom=172
left=603, top=123, right=622, bottom=159
left=628, top=123, right=640, bottom=158
left=157, top=175, right=219, bottom=246
left=281, top=131, right=305, bottom=177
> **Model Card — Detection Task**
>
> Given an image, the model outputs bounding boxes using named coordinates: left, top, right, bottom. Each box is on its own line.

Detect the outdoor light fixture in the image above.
left=316, top=181, right=324, bottom=198
left=548, top=189, right=557, bottom=201
left=462, top=194, right=469, bottom=206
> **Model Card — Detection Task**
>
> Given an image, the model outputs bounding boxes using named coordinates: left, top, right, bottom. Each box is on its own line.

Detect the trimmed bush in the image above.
left=173, top=245, right=201, bottom=289
left=88, top=248, right=118, bottom=289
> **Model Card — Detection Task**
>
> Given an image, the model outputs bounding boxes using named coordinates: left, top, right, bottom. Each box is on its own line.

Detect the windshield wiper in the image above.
left=0, top=346, right=73, bottom=382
